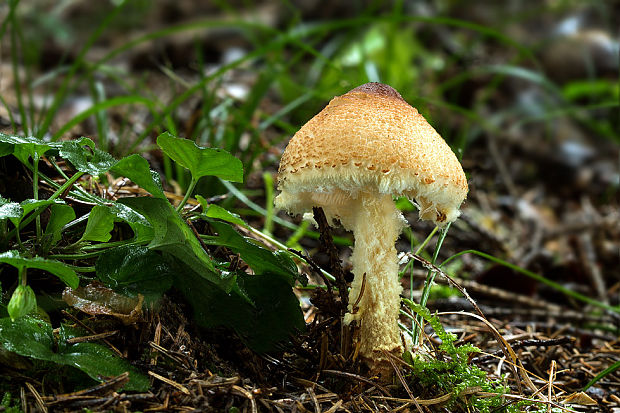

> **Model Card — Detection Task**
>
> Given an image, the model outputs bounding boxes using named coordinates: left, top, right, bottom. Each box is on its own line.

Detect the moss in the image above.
left=1, top=392, right=22, bottom=413
left=403, top=300, right=559, bottom=412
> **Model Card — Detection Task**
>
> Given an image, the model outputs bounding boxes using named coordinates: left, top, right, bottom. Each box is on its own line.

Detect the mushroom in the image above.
left=275, top=82, right=468, bottom=372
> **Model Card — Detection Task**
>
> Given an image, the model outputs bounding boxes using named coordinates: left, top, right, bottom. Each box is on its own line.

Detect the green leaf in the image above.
left=60, top=138, right=116, bottom=175
left=96, top=245, right=173, bottom=299
left=10, top=199, right=58, bottom=227
left=583, top=359, right=620, bottom=391
left=110, top=154, right=166, bottom=199
left=0, top=250, right=79, bottom=288
left=0, top=134, right=58, bottom=164
left=200, top=202, right=246, bottom=227
left=44, top=204, right=76, bottom=246
left=0, top=316, right=149, bottom=391
left=80, top=205, right=115, bottom=243
left=20, top=199, right=57, bottom=215
left=118, top=197, right=234, bottom=292
left=563, top=79, right=619, bottom=101
left=441, top=250, right=620, bottom=314
left=174, top=269, right=305, bottom=353
left=0, top=133, right=56, bottom=149
left=156, top=132, right=243, bottom=183
left=0, top=142, right=13, bottom=157
left=0, top=197, right=22, bottom=221
left=7, top=285, right=37, bottom=321
left=204, top=220, right=303, bottom=286
left=108, top=203, right=154, bottom=242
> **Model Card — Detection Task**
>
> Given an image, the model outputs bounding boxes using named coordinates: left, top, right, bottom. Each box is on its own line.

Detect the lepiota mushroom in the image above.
left=275, top=82, right=468, bottom=372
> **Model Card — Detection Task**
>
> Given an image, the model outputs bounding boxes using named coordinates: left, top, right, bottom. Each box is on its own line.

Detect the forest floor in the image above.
left=0, top=1, right=618, bottom=412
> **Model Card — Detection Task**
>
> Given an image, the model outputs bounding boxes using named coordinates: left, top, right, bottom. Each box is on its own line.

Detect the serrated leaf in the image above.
left=44, top=204, right=76, bottom=245
left=80, top=205, right=115, bottom=243
left=60, top=139, right=115, bottom=175
left=156, top=132, right=243, bottom=183
left=0, top=316, right=149, bottom=391
left=0, top=250, right=79, bottom=288
left=118, top=197, right=234, bottom=292
left=110, top=154, right=165, bottom=199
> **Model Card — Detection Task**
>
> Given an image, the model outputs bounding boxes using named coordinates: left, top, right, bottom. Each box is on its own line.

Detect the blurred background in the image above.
left=1, top=0, right=618, bottom=311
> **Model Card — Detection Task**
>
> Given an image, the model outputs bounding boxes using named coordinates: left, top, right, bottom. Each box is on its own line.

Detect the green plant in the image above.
left=0, top=316, right=149, bottom=391
left=0, top=130, right=306, bottom=388
left=2, top=1, right=616, bottom=409
left=441, top=250, right=620, bottom=314
left=404, top=300, right=506, bottom=410
left=1, top=391, right=22, bottom=413
left=402, top=300, right=567, bottom=412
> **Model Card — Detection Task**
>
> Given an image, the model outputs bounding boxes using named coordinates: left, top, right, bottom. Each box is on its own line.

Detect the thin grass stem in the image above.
left=262, top=172, right=275, bottom=236
left=285, top=220, right=310, bottom=248
left=408, top=225, right=439, bottom=306
left=412, top=223, right=451, bottom=345
left=441, top=249, right=620, bottom=314
left=37, top=2, right=127, bottom=138
left=9, top=7, right=27, bottom=136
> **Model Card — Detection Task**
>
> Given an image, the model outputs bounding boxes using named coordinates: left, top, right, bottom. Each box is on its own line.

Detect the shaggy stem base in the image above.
left=341, top=192, right=406, bottom=367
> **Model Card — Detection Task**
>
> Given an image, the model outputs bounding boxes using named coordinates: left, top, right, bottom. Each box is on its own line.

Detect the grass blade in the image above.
left=583, top=359, right=620, bottom=391
left=36, top=1, right=127, bottom=138
left=51, top=95, right=158, bottom=141
left=441, top=249, right=620, bottom=314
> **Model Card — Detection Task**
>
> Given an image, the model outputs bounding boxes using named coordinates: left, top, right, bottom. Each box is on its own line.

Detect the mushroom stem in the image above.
left=341, top=192, right=406, bottom=364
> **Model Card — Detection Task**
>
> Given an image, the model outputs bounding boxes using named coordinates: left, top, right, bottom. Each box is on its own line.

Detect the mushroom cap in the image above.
left=276, top=82, right=468, bottom=225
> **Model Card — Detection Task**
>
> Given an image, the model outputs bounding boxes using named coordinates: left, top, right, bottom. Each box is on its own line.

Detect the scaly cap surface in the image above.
left=276, top=82, right=468, bottom=225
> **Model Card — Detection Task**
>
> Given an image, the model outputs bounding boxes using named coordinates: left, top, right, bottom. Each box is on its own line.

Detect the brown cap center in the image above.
left=347, top=82, right=404, bottom=101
